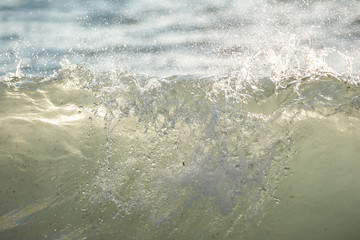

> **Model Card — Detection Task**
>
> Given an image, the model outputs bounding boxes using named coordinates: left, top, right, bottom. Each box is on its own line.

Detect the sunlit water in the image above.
left=1, top=0, right=360, bottom=239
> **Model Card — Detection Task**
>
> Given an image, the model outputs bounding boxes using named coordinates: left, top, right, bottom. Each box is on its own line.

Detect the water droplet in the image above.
left=273, top=197, right=281, bottom=205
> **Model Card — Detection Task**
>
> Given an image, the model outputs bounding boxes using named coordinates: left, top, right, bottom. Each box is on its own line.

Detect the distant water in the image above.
left=1, top=0, right=360, bottom=240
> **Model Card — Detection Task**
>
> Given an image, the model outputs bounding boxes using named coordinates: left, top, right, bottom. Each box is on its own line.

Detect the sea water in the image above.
left=0, top=0, right=360, bottom=239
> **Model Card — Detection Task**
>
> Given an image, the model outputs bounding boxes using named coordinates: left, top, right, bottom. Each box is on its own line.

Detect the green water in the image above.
left=0, top=70, right=359, bottom=239
left=243, top=111, right=360, bottom=240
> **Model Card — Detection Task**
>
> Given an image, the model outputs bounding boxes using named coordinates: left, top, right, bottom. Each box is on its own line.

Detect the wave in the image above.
left=1, top=48, right=360, bottom=238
